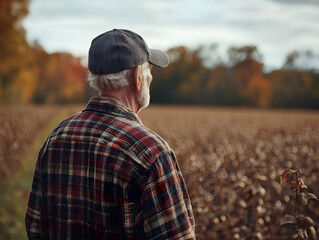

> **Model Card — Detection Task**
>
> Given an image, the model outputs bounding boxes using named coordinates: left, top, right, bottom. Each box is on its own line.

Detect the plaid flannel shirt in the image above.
left=25, top=96, right=196, bottom=239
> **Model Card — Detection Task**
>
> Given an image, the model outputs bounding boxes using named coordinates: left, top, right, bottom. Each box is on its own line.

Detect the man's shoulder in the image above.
left=50, top=110, right=172, bottom=160
left=109, top=116, right=171, bottom=158
left=129, top=123, right=171, bottom=154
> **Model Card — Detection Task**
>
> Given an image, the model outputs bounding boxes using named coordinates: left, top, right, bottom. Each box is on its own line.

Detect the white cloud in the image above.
left=23, top=0, right=319, bottom=69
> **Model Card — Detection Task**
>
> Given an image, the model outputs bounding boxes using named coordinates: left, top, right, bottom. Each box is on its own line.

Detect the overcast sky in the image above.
left=23, top=0, right=319, bottom=70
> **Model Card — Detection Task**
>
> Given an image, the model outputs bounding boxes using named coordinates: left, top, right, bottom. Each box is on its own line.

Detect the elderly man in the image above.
left=25, top=29, right=196, bottom=239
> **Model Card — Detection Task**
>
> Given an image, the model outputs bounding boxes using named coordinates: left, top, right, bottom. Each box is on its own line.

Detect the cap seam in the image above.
left=114, top=30, right=120, bottom=72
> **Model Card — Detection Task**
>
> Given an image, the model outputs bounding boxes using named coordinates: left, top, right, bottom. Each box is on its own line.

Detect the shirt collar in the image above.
left=83, top=96, right=142, bottom=123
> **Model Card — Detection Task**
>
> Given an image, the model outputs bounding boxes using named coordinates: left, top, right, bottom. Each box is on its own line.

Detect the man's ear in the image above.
left=133, top=66, right=142, bottom=91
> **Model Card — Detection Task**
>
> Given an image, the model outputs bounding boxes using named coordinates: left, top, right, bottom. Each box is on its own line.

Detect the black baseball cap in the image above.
left=88, top=29, right=169, bottom=74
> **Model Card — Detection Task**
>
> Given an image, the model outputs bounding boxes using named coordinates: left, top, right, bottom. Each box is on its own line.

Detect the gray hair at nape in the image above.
left=87, top=62, right=149, bottom=92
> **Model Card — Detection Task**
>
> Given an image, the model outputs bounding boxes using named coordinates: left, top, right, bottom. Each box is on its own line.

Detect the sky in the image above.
left=23, top=0, right=319, bottom=71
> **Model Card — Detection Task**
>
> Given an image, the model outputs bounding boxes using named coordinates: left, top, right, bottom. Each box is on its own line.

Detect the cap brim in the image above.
left=149, top=49, right=169, bottom=68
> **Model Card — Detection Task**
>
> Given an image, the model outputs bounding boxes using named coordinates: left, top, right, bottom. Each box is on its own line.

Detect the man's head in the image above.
left=87, top=29, right=168, bottom=112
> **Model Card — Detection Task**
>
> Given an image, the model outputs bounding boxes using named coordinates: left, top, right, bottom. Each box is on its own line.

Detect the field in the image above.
left=0, top=106, right=59, bottom=184
left=1, top=105, right=319, bottom=239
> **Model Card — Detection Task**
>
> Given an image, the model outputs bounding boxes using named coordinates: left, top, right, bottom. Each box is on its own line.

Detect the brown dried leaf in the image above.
left=297, top=228, right=308, bottom=239
left=280, top=169, right=297, bottom=186
left=300, top=192, right=318, bottom=205
left=308, top=226, right=317, bottom=240
left=290, top=178, right=308, bottom=193
left=297, top=178, right=307, bottom=191
left=296, top=215, right=314, bottom=227
left=279, top=214, right=297, bottom=225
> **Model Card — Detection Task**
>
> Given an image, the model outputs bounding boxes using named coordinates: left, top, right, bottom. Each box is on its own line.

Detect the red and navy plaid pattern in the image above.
left=25, top=96, right=196, bottom=239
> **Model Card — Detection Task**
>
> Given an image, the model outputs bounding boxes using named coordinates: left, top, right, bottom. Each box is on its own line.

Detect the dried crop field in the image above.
left=1, top=105, right=318, bottom=239
left=0, top=106, right=60, bottom=184
left=140, top=106, right=319, bottom=240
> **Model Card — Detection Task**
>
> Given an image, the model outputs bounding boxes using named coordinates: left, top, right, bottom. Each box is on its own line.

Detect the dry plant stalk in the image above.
left=280, top=169, right=319, bottom=240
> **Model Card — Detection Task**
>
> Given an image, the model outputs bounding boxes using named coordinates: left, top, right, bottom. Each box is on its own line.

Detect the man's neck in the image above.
left=100, top=88, right=140, bottom=114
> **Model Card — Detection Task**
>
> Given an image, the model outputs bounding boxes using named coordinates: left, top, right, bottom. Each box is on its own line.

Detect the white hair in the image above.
left=137, top=65, right=151, bottom=112
left=87, top=62, right=150, bottom=92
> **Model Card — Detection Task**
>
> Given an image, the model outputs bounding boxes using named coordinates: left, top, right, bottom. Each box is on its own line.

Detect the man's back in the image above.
left=26, top=97, right=195, bottom=239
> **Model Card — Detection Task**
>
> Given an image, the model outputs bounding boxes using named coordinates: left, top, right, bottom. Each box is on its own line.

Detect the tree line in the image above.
left=151, top=46, right=319, bottom=108
left=1, top=0, right=318, bottom=108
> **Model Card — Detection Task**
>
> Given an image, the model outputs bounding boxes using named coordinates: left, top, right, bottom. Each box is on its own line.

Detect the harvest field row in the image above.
left=1, top=105, right=319, bottom=239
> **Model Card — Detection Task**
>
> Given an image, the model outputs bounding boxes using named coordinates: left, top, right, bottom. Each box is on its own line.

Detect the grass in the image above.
left=0, top=110, right=69, bottom=240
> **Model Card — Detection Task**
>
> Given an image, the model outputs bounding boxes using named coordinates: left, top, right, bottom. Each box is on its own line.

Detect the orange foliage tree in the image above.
left=31, top=43, right=87, bottom=104
left=0, top=1, right=87, bottom=105
left=229, top=46, right=272, bottom=107
left=0, top=0, right=36, bottom=104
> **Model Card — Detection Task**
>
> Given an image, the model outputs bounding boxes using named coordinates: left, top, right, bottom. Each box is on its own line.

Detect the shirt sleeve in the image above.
left=25, top=149, right=45, bottom=239
left=138, top=151, right=196, bottom=239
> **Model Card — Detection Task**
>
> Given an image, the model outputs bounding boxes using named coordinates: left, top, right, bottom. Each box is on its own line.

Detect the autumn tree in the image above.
left=283, top=51, right=300, bottom=70
left=31, top=43, right=87, bottom=104
left=268, top=50, right=319, bottom=108
left=0, top=0, right=35, bottom=103
left=228, top=46, right=262, bottom=66
left=151, top=46, right=209, bottom=104
left=228, top=46, right=272, bottom=107
left=0, top=1, right=87, bottom=104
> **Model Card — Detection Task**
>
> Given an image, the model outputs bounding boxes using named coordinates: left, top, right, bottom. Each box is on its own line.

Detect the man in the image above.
left=25, top=29, right=196, bottom=239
